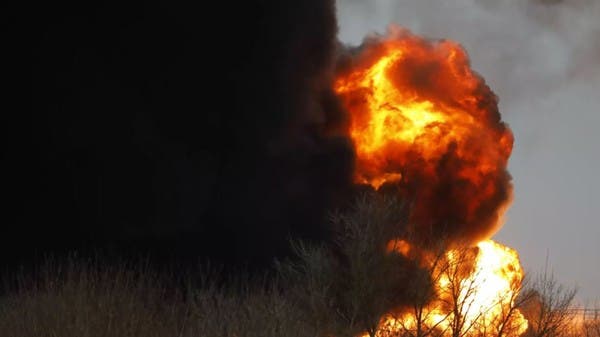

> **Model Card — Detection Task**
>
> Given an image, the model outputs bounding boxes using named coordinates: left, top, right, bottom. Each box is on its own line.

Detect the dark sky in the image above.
left=336, top=0, right=600, bottom=304
left=3, top=1, right=354, bottom=269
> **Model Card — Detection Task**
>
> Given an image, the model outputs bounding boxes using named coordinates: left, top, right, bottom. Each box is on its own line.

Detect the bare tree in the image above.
left=390, top=240, right=491, bottom=337
left=276, top=240, right=340, bottom=336
left=432, top=241, right=526, bottom=337
left=583, top=318, right=600, bottom=337
left=480, top=275, right=533, bottom=337
left=329, top=193, right=410, bottom=337
left=389, top=239, right=451, bottom=337
left=278, top=193, right=411, bottom=337
left=521, top=264, right=577, bottom=337
left=574, top=305, right=600, bottom=337
left=438, top=243, right=489, bottom=337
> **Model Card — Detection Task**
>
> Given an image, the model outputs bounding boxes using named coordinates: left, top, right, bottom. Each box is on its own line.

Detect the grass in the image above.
left=0, top=256, right=320, bottom=337
left=0, top=193, right=406, bottom=337
left=0, top=194, right=588, bottom=337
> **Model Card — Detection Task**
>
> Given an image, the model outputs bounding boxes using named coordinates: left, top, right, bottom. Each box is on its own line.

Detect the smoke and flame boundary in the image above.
left=335, top=26, right=513, bottom=246
left=334, top=27, right=527, bottom=336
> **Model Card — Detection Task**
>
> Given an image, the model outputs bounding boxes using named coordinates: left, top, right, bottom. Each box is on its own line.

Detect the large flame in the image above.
left=335, top=27, right=526, bottom=337
left=335, top=27, right=513, bottom=245
left=375, top=240, right=528, bottom=337
left=462, top=241, right=527, bottom=333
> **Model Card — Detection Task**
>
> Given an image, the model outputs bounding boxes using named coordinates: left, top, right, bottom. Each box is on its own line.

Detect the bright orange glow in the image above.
left=335, top=27, right=513, bottom=245
left=386, top=239, right=411, bottom=256
left=334, top=37, right=511, bottom=190
left=370, top=240, right=528, bottom=337
left=338, top=28, right=524, bottom=337
left=471, top=242, right=525, bottom=320
left=454, top=240, right=528, bottom=336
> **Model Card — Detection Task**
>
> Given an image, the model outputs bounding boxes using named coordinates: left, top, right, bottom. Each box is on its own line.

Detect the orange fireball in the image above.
left=336, top=26, right=525, bottom=337
left=335, top=26, right=513, bottom=245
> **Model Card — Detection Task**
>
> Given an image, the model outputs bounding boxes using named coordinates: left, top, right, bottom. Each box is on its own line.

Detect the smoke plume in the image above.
left=3, top=0, right=353, bottom=266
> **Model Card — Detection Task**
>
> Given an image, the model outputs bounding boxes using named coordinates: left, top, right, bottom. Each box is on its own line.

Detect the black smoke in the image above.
left=3, top=1, right=354, bottom=268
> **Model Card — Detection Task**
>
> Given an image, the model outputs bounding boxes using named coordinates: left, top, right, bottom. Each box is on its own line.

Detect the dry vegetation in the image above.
left=0, top=258, right=316, bottom=337
left=0, top=194, right=586, bottom=337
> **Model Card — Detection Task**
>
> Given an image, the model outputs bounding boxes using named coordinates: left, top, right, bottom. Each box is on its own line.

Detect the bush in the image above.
left=278, top=193, right=411, bottom=337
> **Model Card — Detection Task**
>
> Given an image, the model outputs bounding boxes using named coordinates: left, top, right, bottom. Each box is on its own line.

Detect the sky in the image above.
left=336, top=0, right=600, bottom=304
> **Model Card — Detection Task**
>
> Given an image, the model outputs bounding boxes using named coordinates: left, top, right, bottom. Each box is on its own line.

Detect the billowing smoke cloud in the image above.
left=3, top=1, right=353, bottom=267
left=336, top=0, right=600, bottom=301
left=7, top=0, right=598, bottom=300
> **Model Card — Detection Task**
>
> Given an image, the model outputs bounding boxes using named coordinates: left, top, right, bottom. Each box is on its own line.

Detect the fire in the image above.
left=335, top=27, right=513, bottom=245
left=464, top=241, right=525, bottom=327
left=373, top=240, right=528, bottom=337
left=451, top=240, right=528, bottom=336
left=334, top=29, right=512, bottom=190
left=334, top=27, right=526, bottom=337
